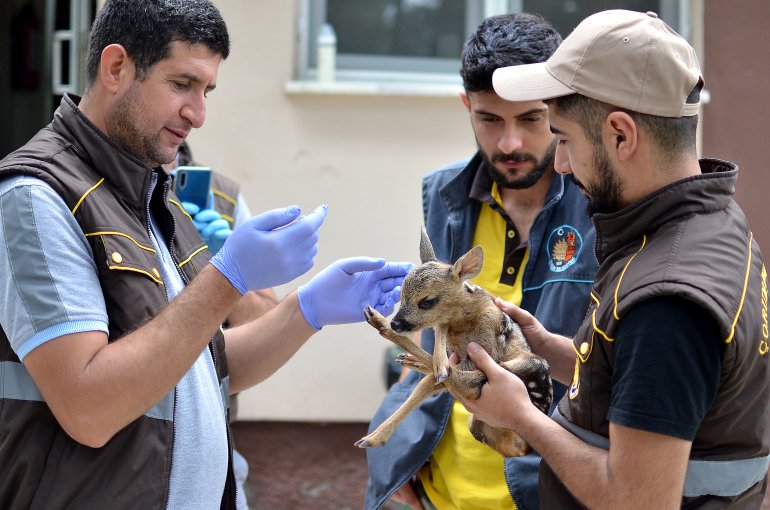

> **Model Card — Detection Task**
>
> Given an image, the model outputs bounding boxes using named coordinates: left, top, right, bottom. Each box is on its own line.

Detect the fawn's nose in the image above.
left=390, top=317, right=414, bottom=333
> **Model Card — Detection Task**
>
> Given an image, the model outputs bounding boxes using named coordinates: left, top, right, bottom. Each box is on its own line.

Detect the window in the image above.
left=511, top=0, right=687, bottom=41
left=298, top=0, right=502, bottom=84
left=297, top=0, right=689, bottom=86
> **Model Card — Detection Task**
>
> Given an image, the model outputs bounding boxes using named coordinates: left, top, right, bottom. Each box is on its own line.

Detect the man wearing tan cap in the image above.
left=450, top=9, right=770, bottom=509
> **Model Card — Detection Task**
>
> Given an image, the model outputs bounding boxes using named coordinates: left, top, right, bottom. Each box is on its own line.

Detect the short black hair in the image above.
left=85, top=0, right=230, bottom=88
left=549, top=92, right=700, bottom=158
left=461, top=13, right=562, bottom=93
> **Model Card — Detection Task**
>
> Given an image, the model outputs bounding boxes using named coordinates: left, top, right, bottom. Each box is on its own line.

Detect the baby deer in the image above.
left=357, top=227, right=551, bottom=457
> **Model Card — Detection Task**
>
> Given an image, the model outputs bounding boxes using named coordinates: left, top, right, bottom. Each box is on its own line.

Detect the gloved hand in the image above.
left=181, top=201, right=232, bottom=255
left=297, top=257, right=414, bottom=330
left=211, top=204, right=328, bottom=294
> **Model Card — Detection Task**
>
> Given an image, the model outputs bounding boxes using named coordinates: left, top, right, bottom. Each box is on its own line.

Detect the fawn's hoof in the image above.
left=435, top=367, right=451, bottom=384
left=396, top=353, right=426, bottom=370
left=355, top=431, right=388, bottom=448
left=364, top=306, right=388, bottom=331
left=355, top=438, right=379, bottom=448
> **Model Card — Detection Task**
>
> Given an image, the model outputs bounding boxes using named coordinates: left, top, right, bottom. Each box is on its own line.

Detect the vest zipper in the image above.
left=160, top=179, right=237, bottom=509
left=149, top=179, right=179, bottom=509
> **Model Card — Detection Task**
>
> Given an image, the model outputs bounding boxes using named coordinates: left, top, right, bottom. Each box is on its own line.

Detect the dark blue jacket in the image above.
left=364, top=153, right=598, bottom=510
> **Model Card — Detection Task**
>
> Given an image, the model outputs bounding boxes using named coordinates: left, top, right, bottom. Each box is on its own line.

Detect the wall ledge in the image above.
left=284, top=80, right=462, bottom=98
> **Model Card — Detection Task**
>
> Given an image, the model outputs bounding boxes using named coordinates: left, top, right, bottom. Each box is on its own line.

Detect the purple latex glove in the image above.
left=297, top=257, right=414, bottom=329
left=181, top=202, right=231, bottom=255
left=211, top=204, right=328, bottom=294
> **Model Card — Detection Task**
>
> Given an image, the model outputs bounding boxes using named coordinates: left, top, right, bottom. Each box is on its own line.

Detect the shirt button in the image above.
left=506, top=267, right=515, bottom=275
left=580, top=342, right=589, bottom=355
left=111, top=252, right=123, bottom=264
left=152, top=268, right=160, bottom=278
left=507, top=230, right=516, bottom=239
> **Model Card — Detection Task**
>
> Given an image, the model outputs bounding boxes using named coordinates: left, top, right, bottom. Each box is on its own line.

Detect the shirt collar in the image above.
left=592, top=159, right=739, bottom=261
left=53, top=94, right=161, bottom=208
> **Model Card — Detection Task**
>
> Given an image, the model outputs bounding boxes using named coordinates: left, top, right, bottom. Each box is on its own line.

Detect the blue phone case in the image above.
left=174, top=166, right=212, bottom=209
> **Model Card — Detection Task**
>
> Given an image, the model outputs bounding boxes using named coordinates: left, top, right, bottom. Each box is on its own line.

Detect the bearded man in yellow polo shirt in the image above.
left=365, top=13, right=597, bottom=510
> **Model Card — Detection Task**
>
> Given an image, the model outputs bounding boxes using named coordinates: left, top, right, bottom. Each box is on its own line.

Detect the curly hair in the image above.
left=461, top=13, right=561, bottom=93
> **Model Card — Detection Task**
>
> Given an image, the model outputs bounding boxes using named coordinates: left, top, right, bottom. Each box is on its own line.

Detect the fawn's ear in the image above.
left=420, top=225, right=438, bottom=263
left=452, top=245, right=483, bottom=281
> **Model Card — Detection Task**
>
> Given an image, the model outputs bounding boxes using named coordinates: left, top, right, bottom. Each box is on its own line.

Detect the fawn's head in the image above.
left=390, top=227, right=485, bottom=333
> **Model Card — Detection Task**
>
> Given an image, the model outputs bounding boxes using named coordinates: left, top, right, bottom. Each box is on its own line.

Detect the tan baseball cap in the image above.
left=492, top=10, right=703, bottom=117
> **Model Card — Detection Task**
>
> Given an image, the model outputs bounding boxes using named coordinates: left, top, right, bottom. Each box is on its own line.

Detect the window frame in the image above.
left=295, top=0, right=691, bottom=88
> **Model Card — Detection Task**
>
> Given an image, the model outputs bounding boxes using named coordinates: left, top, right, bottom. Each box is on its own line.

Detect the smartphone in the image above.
left=174, top=166, right=212, bottom=209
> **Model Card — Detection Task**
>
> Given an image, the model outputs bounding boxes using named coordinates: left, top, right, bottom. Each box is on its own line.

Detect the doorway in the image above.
left=0, top=0, right=95, bottom=158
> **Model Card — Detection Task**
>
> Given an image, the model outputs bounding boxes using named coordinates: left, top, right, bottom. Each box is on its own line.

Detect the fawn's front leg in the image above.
left=355, top=373, right=445, bottom=448
left=364, top=306, right=432, bottom=368
left=433, top=327, right=451, bottom=383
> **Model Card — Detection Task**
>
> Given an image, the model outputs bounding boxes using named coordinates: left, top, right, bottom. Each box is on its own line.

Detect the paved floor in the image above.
left=233, top=421, right=404, bottom=510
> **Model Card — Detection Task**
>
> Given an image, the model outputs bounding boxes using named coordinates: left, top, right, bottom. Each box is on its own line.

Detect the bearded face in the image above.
left=106, top=81, right=176, bottom=167
left=480, top=138, right=556, bottom=190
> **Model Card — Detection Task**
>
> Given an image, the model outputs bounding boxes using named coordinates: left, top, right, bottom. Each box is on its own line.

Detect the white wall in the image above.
left=189, top=1, right=475, bottom=421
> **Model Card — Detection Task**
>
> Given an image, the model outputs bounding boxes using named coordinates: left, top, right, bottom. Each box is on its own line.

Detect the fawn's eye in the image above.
left=418, top=297, right=438, bottom=310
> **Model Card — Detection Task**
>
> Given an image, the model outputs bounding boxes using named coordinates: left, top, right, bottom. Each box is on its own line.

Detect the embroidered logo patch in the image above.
left=547, top=225, right=583, bottom=273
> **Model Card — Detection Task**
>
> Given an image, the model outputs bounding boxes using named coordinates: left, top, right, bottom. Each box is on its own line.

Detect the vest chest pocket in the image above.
left=570, top=331, right=595, bottom=400
left=569, top=296, right=603, bottom=400
left=89, top=231, right=164, bottom=285
left=574, top=295, right=603, bottom=362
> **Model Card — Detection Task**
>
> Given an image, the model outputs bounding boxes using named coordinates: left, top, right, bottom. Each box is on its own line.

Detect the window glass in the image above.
left=329, top=0, right=468, bottom=59
left=519, top=1, right=680, bottom=38
left=306, top=0, right=484, bottom=77
left=301, top=0, right=685, bottom=82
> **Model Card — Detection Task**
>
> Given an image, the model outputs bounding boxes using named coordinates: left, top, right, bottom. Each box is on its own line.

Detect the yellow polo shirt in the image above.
left=420, top=183, right=527, bottom=509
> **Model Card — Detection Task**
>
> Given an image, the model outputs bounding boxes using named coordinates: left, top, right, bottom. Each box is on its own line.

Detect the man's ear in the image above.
left=99, top=44, right=132, bottom=95
left=460, top=91, right=471, bottom=112
left=605, top=111, right=637, bottom=162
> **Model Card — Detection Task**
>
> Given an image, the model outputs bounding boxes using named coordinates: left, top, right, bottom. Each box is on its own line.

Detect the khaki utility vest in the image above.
left=0, top=95, right=236, bottom=509
left=541, top=160, right=770, bottom=509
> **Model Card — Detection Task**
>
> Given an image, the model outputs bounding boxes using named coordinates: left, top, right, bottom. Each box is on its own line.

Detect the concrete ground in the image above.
left=232, top=421, right=404, bottom=510
left=235, top=421, right=770, bottom=508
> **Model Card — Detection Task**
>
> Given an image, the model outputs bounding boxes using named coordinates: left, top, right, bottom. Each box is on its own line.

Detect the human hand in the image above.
left=210, top=204, right=327, bottom=294
left=451, top=342, right=533, bottom=430
left=297, top=257, right=413, bottom=330
left=494, top=297, right=551, bottom=354
left=181, top=201, right=231, bottom=255
left=390, top=480, right=425, bottom=510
